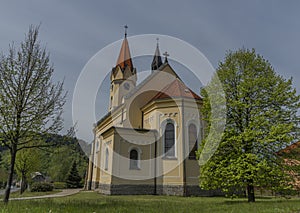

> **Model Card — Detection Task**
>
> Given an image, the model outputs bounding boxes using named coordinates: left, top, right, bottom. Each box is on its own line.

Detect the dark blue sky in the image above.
left=0, top=0, right=299, bottom=141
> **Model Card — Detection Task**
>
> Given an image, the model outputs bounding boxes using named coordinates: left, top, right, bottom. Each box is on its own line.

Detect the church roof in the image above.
left=115, top=36, right=133, bottom=70
left=149, top=78, right=202, bottom=102
left=278, top=141, right=300, bottom=155
left=123, top=62, right=180, bottom=100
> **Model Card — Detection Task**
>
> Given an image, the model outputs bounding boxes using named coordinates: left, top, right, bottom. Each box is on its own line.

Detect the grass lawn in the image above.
left=1, top=191, right=300, bottom=213
left=0, top=189, right=62, bottom=199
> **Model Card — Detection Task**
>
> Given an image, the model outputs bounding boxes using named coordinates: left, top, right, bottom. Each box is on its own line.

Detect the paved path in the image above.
left=9, top=188, right=81, bottom=201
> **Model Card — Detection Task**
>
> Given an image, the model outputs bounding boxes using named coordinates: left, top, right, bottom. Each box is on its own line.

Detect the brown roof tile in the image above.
left=279, top=141, right=300, bottom=154
left=116, top=37, right=133, bottom=70
left=149, top=78, right=202, bottom=102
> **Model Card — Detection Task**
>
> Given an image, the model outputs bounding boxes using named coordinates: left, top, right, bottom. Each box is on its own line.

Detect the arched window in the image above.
left=129, top=149, right=139, bottom=169
left=105, top=148, right=109, bottom=170
left=164, top=122, right=175, bottom=157
left=188, top=124, right=198, bottom=159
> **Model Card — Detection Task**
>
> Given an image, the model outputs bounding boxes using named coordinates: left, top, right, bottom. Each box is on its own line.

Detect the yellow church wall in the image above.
left=111, top=128, right=157, bottom=185
left=142, top=98, right=203, bottom=186
left=98, top=132, right=114, bottom=185
left=143, top=101, right=184, bottom=185
left=185, top=160, right=200, bottom=185
left=95, top=107, right=123, bottom=137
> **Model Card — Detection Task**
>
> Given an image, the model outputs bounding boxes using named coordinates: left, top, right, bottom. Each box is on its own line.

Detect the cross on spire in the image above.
left=163, top=51, right=169, bottom=57
left=163, top=51, right=169, bottom=63
left=124, top=25, right=128, bottom=38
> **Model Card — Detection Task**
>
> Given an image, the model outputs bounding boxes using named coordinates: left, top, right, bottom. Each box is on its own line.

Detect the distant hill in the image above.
left=78, top=139, right=92, bottom=156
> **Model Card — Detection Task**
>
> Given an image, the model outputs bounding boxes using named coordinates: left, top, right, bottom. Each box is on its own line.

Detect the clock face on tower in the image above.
left=124, top=82, right=130, bottom=90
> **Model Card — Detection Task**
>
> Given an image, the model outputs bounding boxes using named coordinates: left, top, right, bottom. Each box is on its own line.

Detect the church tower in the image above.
left=109, top=26, right=137, bottom=110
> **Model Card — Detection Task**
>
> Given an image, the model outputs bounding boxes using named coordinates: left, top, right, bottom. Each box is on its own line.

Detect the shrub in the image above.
left=53, top=182, right=67, bottom=189
left=31, top=182, right=53, bottom=192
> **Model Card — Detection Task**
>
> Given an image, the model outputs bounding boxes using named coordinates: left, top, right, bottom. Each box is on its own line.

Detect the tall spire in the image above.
left=124, top=24, right=128, bottom=38
left=151, top=38, right=162, bottom=71
left=115, top=25, right=133, bottom=70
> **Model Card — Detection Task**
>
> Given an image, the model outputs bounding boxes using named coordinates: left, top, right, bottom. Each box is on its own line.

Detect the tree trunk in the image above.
left=3, top=147, right=17, bottom=204
left=247, top=183, right=255, bottom=202
left=20, top=173, right=27, bottom=194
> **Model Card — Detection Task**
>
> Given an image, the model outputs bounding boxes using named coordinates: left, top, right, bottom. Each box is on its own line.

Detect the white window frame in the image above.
left=186, top=120, right=201, bottom=158
left=128, top=147, right=142, bottom=170
left=161, top=118, right=177, bottom=159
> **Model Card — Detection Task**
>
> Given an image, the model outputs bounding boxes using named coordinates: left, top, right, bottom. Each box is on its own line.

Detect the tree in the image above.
left=0, top=151, right=9, bottom=189
left=66, top=161, right=82, bottom=188
left=199, top=48, right=300, bottom=202
left=0, top=25, right=66, bottom=203
left=15, top=147, right=41, bottom=194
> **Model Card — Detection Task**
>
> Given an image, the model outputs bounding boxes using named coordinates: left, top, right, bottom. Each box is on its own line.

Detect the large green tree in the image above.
left=0, top=25, right=66, bottom=203
left=199, top=48, right=300, bottom=202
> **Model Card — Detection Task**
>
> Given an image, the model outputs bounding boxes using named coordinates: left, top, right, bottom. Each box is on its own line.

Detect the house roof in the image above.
left=278, top=141, right=300, bottom=155
left=149, top=78, right=202, bottom=102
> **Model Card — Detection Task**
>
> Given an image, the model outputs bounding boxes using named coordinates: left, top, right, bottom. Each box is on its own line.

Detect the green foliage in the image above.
left=0, top=151, right=9, bottom=189
left=199, top=48, right=300, bottom=200
left=0, top=134, right=88, bottom=191
left=42, top=136, right=88, bottom=182
left=15, top=147, right=42, bottom=193
left=53, top=182, right=67, bottom=189
left=30, top=182, right=53, bottom=192
left=66, top=161, right=83, bottom=188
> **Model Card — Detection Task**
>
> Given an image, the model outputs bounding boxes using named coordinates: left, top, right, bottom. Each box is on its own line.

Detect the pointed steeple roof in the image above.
left=116, top=27, right=133, bottom=71
left=151, top=39, right=162, bottom=71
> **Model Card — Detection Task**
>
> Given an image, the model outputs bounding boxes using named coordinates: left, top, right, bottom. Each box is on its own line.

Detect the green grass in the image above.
left=0, top=190, right=62, bottom=199
left=1, top=191, right=300, bottom=213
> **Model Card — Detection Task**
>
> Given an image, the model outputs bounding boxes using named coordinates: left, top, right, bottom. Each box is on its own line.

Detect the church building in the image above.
left=86, top=29, right=219, bottom=196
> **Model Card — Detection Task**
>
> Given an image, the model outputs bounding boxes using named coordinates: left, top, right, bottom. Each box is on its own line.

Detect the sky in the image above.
left=0, top=0, right=299, bottom=142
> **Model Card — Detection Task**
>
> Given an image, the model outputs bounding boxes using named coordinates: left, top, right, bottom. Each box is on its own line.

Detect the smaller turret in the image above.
left=151, top=38, right=163, bottom=72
